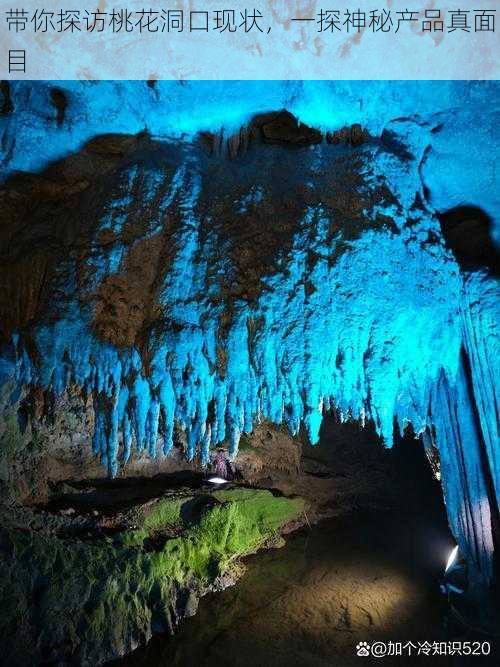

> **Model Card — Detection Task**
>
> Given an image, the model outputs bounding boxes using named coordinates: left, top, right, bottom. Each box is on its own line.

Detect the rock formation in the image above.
left=0, top=81, right=498, bottom=628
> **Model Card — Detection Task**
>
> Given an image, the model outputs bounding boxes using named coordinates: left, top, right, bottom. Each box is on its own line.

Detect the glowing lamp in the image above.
left=207, top=477, right=227, bottom=485
left=445, top=545, right=459, bottom=573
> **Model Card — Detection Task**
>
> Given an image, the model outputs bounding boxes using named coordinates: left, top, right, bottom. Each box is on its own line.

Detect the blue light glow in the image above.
left=0, top=80, right=498, bottom=586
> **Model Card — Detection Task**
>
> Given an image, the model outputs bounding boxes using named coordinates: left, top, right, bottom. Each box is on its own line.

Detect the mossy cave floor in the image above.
left=0, top=485, right=305, bottom=666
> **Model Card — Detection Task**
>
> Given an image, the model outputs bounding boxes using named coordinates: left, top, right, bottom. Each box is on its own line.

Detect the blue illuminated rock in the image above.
left=0, top=81, right=498, bottom=589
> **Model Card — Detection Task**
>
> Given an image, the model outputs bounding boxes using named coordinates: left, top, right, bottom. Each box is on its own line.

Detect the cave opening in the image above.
left=437, top=205, right=500, bottom=277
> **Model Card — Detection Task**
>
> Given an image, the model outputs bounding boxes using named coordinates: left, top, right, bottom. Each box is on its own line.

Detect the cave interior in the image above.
left=0, top=80, right=499, bottom=666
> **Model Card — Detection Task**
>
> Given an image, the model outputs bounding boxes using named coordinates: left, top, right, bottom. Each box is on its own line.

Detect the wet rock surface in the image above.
left=120, top=513, right=447, bottom=667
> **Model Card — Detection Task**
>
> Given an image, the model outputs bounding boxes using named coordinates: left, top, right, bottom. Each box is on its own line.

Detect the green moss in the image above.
left=154, top=488, right=305, bottom=582
left=142, top=495, right=192, bottom=532
left=122, top=488, right=305, bottom=583
left=213, top=488, right=304, bottom=534
left=0, top=488, right=305, bottom=664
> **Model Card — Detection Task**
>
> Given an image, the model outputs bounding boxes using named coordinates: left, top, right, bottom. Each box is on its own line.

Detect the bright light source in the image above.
left=445, top=545, right=459, bottom=572
left=207, top=477, right=227, bottom=485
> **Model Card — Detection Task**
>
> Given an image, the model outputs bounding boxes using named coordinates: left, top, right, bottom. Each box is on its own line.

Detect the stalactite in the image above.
left=0, top=138, right=466, bottom=476
left=0, top=84, right=498, bottom=587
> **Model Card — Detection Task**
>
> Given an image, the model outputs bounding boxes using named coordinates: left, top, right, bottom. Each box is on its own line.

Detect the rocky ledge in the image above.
left=0, top=484, right=304, bottom=666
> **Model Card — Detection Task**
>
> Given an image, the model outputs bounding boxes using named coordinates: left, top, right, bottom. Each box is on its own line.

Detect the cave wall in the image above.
left=0, top=81, right=499, bottom=589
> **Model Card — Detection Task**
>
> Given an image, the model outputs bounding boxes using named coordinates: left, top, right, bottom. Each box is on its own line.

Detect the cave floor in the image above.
left=114, top=425, right=498, bottom=667
left=117, top=506, right=482, bottom=667
left=8, top=419, right=496, bottom=666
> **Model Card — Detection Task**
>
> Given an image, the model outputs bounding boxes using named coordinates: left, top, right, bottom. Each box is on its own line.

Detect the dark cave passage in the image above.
left=39, top=470, right=206, bottom=516
left=437, top=206, right=500, bottom=276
